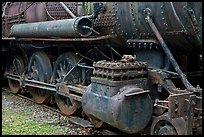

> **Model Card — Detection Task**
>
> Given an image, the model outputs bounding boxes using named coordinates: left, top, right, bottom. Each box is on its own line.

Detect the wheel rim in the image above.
left=7, top=56, right=25, bottom=94
left=51, top=52, right=80, bottom=84
left=8, top=79, right=20, bottom=94
left=30, top=88, right=50, bottom=104
left=152, top=120, right=177, bottom=135
left=51, top=52, right=81, bottom=115
left=28, top=52, right=52, bottom=104
left=55, top=94, right=80, bottom=116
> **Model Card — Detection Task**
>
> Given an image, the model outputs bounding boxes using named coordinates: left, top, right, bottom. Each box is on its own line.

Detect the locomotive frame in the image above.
left=2, top=2, right=202, bottom=135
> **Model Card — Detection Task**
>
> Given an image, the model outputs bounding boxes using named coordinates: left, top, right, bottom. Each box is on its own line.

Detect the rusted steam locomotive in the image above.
left=2, top=2, right=202, bottom=135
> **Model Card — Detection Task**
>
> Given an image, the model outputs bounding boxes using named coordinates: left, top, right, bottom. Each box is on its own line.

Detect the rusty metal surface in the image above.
left=145, top=12, right=196, bottom=92
left=168, top=92, right=194, bottom=119
left=82, top=57, right=152, bottom=134
left=69, top=116, right=94, bottom=128
left=110, top=2, right=202, bottom=51
left=93, top=55, right=147, bottom=81
left=3, top=2, right=202, bottom=51
left=91, top=77, right=147, bottom=97
left=2, top=2, right=202, bottom=135
left=82, top=84, right=153, bottom=134
left=24, top=2, right=47, bottom=23
left=55, top=93, right=81, bottom=116
left=2, top=34, right=116, bottom=42
left=150, top=112, right=188, bottom=135
left=46, top=2, right=77, bottom=20
left=6, top=55, right=25, bottom=94
left=10, top=17, right=93, bottom=38
left=27, top=52, right=52, bottom=104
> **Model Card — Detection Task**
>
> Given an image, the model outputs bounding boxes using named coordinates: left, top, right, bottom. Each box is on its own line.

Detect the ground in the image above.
left=2, top=90, right=101, bottom=135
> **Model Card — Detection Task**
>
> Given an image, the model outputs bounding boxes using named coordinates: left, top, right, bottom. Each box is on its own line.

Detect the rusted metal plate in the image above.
left=168, top=92, right=195, bottom=118
left=46, top=2, right=77, bottom=20
left=69, top=116, right=94, bottom=128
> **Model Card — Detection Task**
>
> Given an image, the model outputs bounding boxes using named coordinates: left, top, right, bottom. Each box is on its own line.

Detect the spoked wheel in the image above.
left=51, top=52, right=80, bottom=84
left=89, top=116, right=104, bottom=128
left=28, top=52, right=52, bottom=104
left=151, top=120, right=177, bottom=135
left=151, top=113, right=178, bottom=135
left=51, top=52, right=81, bottom=115
left=7, top=56, right=25, bottom=94
left=55, top=94, right=81, bottom=116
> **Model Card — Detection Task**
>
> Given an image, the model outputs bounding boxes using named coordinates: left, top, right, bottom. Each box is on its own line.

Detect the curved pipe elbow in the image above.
left=86, top=2, right=103, bottom=19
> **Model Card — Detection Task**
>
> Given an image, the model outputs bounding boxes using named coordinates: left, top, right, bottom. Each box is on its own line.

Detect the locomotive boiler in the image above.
left=2, top=2, right=202, bottom=135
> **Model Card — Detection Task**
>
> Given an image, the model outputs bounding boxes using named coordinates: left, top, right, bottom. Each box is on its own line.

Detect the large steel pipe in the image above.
left=10, top=17, right=93, bottom=38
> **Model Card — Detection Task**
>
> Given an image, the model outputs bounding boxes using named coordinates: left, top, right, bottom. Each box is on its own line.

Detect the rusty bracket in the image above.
left=144, top=8, right=196, bottom=92
left=168, top=92, right=196, bottom=134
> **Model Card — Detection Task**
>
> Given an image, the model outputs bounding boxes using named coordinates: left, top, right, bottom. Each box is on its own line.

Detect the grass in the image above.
left=2, top=107, right=69, bottom=135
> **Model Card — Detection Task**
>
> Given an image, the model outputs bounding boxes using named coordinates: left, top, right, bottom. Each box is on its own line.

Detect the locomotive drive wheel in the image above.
left=28, top=52, right=52, bottom=104
left=52, top=52, right=81, bottom=115
left=151, top=120, right=177, bottom=135
left=55, top=94, right=80, bottom=116
left=7, top=56, right=25, bottom=94
left=151, top=113, right=178, bottom=135
left=51, top=52, right=80, bottom=83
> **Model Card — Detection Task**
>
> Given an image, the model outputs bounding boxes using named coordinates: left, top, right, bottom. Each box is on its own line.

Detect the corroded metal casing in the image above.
left=82, top=83, right=153, bottom=134
left=94, top=2, right=202, bottom=51
left=10, top=17, right=93, bottom=38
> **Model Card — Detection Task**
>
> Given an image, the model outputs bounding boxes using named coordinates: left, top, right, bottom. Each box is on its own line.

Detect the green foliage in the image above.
left=2, top=107, right=68, bottom=135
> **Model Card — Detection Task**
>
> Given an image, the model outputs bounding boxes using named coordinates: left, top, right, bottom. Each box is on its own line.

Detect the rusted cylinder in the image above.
left=82, top=84, right=153, bottom=134
left=10, top=17, right=93, bottom=38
